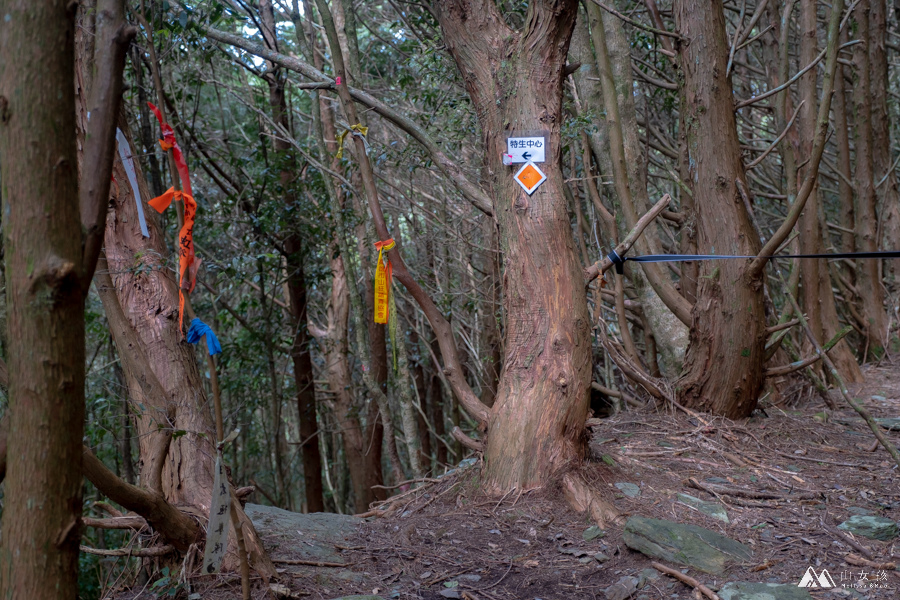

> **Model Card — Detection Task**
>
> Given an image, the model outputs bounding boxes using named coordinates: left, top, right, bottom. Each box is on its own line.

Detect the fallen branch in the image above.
left=765, top=319, right=800, bottom=335
left=820, top=516, right=874, bottom=560
left=844, top=553, right=895, bottom=570
left=687, top=477, right=820, bottom=500
left=80, top=544, right=174, bottom=557
left=765, top=326, right=851, bottom=377
left=651, top=561, right=720, bottom=600
left=271, top=558, right=347, bottom=568
left=372, top=477, right=443, bottom=491
left=591, top=382, right=644, bottom=408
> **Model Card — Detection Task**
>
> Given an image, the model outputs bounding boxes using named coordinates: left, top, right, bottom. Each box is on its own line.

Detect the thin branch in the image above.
left=745, top=100, right=803, bottom=169
left=590, top=0, right=683, bottom=39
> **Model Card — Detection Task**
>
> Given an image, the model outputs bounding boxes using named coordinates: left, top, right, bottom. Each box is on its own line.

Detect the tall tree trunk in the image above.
left=311, top=254, right=382, bottom=512
left=260, top=0, right=325, bottom=513
left=859, top=0, right=891, bottom=355
left=583, top=1, right=690, bottom=376
left=833, top=28, right=856, bottom=257
left=0, top=2, right=85, bottom=597
left=434, top=0, right=592, bottom=491
left=797, top=0, right=864, bottom=379
left=875, top=0, right=900, bottom=284
left=675, top=0, right=767, bottom=418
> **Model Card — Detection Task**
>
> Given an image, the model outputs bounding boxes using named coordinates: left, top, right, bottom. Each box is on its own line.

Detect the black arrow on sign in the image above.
left=522, top=152, right=532, bottom=160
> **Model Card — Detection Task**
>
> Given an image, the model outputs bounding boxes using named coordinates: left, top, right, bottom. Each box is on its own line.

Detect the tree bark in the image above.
left=433, top=0, right=592, bottom=491
left=583, top=1, right=690, bottom=375
left=874, top=0, right=900, bottom=284
left=855, top=0, right=890, bottom=355
left=795, top=0, right=864, bottom=380
left=674, top=0, right=767, bottom=418
left=311, top=254, right=384, bottom=512
left=260, top=0, right=325, bottom=514
left=0, top=2, right=85, bottom=597
left=93, top=116, right=274, bottom=577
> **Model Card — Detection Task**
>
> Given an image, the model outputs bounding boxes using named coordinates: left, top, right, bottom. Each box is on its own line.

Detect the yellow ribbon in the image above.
left=335, top=124, right=368, bottom=160
left=373, top=238, right=396, bottom=324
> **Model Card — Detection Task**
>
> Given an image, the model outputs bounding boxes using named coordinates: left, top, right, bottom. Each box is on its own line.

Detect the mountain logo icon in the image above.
left=798, top=566, right=836, bottom=588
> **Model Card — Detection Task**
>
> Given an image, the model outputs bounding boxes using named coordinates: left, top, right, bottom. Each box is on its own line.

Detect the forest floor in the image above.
left=140, top=364, right=900, bottom=600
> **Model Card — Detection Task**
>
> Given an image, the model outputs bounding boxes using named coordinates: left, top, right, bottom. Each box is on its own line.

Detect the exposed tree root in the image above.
left=561, top=471, right=622, bottom=529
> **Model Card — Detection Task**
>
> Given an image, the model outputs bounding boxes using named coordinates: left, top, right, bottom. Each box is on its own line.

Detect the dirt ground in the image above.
left=126, top=364, right=900, bottom=600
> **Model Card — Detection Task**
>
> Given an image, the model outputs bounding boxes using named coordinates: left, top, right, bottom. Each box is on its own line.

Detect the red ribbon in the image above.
left=148, top=102, right=197, bottom=334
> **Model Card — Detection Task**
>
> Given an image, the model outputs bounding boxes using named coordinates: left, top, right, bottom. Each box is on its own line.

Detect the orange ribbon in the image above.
left=373, top=239, right=395, bottom=324
left=148, top=102, right=197, bottom=334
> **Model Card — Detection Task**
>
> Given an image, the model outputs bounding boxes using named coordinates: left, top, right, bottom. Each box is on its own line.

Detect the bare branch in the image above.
left=202, top=26, right=494, bottom=216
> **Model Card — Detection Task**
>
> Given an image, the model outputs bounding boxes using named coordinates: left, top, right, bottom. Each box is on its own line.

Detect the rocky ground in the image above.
left=146, top=364, right=900, bottom=600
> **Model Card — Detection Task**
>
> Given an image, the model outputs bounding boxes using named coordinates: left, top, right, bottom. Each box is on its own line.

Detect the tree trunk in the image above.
left=583, top=1, right=690, bottom=375
left=312, top=254, right=384, bottom=513
left=434, top=0, right=591, bottom=492
left=260, top=0, right=325, bottom=512
left=855, top=0, right=889, bottom=355
left=96, top=116, right=273, bottom=576
left=875, top=0, right=900, bottom=285
left=0, top=2, right=85, bottom=597
left=675, top=0, right=766, bottom=418
left=796, top=0, right=864, bottom=379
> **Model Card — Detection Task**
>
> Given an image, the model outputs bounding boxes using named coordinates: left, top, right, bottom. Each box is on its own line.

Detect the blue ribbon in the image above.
left=186, top=318, right=222, bottom=356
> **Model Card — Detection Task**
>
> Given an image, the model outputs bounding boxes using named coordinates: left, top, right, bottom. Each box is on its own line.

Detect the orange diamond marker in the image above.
left=514, top=162, right=547, bottom=195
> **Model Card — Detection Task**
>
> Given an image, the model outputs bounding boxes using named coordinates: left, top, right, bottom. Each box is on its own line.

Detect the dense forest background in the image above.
left=2, top=0, right=900, bottom=597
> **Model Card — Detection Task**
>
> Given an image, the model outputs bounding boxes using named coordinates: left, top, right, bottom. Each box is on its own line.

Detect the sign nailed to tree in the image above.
left=514, top=162, right=547, bottom=195
left=506, top=136, right=546, bottom=164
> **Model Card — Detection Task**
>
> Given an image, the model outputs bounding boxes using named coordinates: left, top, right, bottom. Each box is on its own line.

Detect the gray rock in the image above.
left=584, top=525, right=606, bottom=541
left=616, top=482, right=642, bottom=498
left=622, top=516, right=752, bottom=574
left=604, top=575, right=639, bottom=600
left=438, top=590, right=461, bottom=599
left=676, top=493, right=729, bottom=523
left=876, top=417, right=900, bottom=431
left=457, top=574, right=481, bottom=582
left=838, top=515, right=899, bottom=541
left=246, top=504, right=363, bottom=583
left=594, top=552, right=610, bottom=563
left=846, top=506, right=874, bottom=516
left=718, top=581, right=812, bottom=600
left=329, top=597, right=386, bottom=600
left=637, top=568, right=660, bottom=588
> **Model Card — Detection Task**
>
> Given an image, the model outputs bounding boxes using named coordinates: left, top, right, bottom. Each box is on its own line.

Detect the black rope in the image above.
left=608, top=250, right=900, bottom=274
